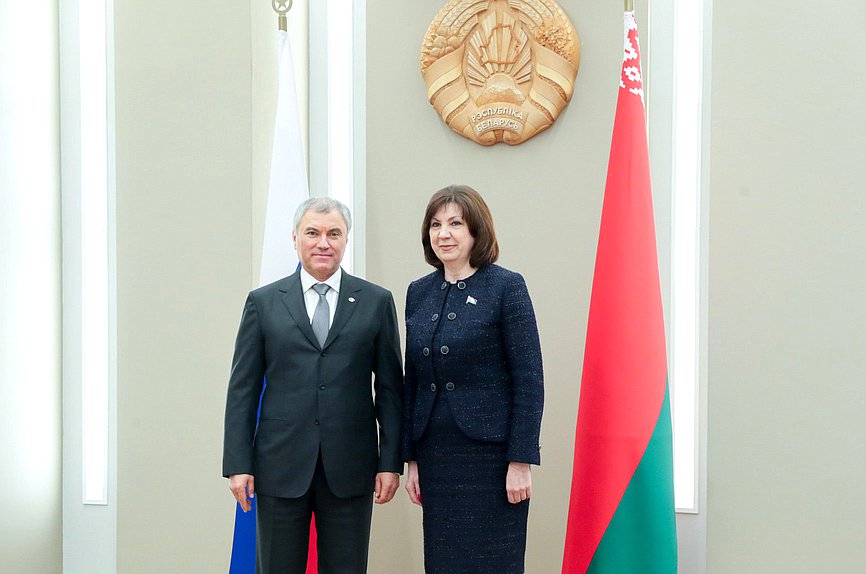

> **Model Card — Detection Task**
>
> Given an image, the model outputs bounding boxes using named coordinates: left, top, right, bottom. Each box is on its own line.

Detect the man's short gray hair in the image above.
left=293, top=197, right=352, bottom=234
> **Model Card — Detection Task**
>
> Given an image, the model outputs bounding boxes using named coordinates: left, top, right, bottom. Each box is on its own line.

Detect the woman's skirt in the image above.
left=414, top=394, right=529, bottom=574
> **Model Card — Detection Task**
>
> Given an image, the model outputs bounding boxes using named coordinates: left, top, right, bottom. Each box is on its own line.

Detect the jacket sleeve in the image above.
left=222, top=293, right=266, bottom=477
left=401, top=283, right=418, bottom=462
left=373, top=291, right=404, bottom=474
left=501, top=273, right=544, bottom=465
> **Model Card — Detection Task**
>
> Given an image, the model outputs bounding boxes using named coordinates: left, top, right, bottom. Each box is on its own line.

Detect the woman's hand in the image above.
left=404, top=461, right=422, bottom=506
left=506, top=462, right=532, bottom=504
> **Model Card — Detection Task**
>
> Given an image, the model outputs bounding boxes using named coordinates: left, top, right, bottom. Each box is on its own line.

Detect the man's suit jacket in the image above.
left=223, top=269, right=403, bottom=499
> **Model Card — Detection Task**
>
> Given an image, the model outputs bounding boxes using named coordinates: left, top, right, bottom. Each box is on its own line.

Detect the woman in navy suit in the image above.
left=402, top=185, right=544, bottom=573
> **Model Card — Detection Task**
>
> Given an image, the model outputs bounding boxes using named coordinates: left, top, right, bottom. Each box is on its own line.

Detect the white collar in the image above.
left=300, top=267, right=342, bottom=294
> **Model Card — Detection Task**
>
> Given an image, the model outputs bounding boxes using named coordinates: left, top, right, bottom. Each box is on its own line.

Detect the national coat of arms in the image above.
left=421, top=0, right=581, bottom=146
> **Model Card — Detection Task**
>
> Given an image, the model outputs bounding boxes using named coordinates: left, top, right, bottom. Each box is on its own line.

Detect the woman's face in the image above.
left=429, top=202, right=475, bottom=268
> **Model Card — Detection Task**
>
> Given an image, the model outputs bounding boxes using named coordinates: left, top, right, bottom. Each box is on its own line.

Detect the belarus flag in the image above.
left=561, top=10, right=678, bottom=574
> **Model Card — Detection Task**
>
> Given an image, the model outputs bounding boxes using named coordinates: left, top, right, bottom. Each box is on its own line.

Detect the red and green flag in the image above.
left=562, top=10, right=677, bottom=574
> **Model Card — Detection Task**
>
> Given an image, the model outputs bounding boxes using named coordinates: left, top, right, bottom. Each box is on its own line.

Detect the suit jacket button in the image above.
left=320, top=351, right=326, bottom=357
left=440, top=345, right=449, bottom=355
left=445, top=382, right=455, bottom=391
left=314, top=419, right=320, bottom=425
left=430, top=383, right=437, bottom=392
left=447, top=312, right=456, bottom=320
left=319, top=385, right=326, bottom=390
left=423, top=347, right=430, bottom=356
left=440, top=282, right=448, bottom=290
left=431, top=313, right=439, bottom=321
left=457, top=281, right=466, bottom=289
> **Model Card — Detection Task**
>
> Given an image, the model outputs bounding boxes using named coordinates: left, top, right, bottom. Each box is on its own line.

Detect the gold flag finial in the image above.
left=625, top=0, right=634, bottom=11
left=272, top=0, right=293, bottom=32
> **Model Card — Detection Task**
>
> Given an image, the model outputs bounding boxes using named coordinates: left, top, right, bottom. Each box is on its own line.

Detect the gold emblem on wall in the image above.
left=421, top=0, right=580, bottom=146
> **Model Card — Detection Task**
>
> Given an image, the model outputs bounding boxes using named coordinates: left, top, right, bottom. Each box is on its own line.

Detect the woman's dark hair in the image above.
left=422, top=184, right=499, bottom=269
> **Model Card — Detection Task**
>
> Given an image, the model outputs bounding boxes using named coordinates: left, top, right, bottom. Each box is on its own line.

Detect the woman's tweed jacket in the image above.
left=401, top=264, right=544, bottom=464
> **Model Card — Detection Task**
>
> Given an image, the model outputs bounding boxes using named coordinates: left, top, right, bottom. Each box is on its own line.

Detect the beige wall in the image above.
left=112, top=0, right=631, bottom=570
left=707, top=1, right=866, bottom=573
left=108, top=0, right=866, bottom=573
left=113, top=0, right=253, bottom=571
left=365, top=1, right=637, bottom=571
left=112, top=0, right=308, bottom=570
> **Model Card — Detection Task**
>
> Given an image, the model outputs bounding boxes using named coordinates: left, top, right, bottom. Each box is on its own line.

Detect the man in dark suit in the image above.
left=223, top=197, right=403, bottom=574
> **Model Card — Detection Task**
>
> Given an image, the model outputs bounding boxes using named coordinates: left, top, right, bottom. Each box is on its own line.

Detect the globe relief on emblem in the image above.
left=421, top=0, right=581, bottom=146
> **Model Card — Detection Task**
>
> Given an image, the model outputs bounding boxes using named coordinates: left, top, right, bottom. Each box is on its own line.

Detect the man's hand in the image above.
left=374, top=472, right=400, bottom=504
left=506, top=462, right=532, bottom=504
left=229, top=473, right=255, bottom=512
left=404, top=461, right=421, bottom=506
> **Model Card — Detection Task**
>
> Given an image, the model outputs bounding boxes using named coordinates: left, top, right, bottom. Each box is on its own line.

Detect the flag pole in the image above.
left=625, top=0, right=634, bottom=12
left=272, top=0, right=293, bottom=31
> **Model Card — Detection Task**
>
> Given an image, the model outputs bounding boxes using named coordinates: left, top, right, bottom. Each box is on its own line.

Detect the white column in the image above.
left=648, top=0, right=711, bottom=571
left=59, top=0, right=118, bottom=570
left=309, top=0, right=367, bottom=277
left=0, top=1, right=63, bottom=572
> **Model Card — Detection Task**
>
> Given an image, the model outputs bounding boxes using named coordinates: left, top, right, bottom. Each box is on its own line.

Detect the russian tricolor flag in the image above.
left=228, top=24, right=316, bottom=574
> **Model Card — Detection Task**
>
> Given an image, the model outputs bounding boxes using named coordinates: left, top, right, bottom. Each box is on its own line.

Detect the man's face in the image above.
left=293, top=209, right=348, bottom=281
